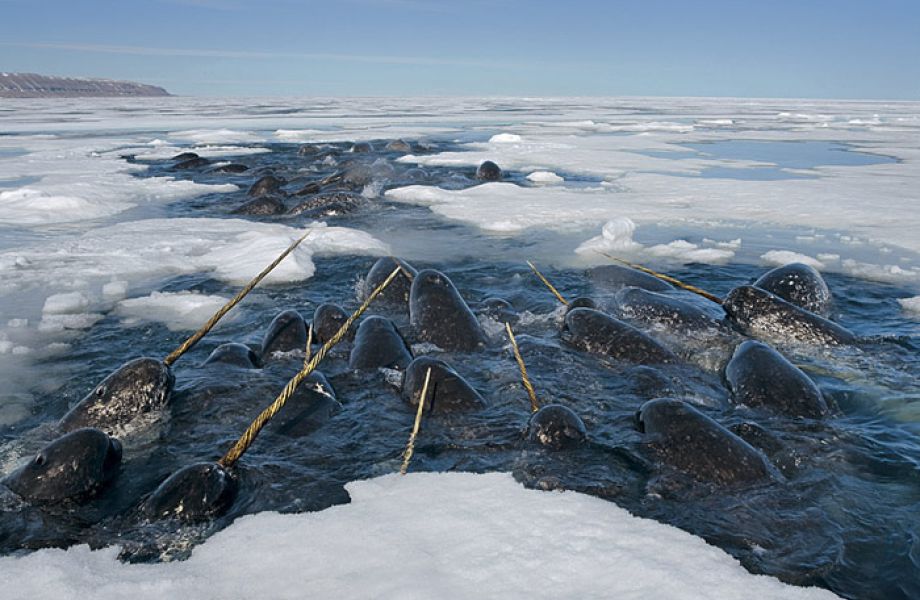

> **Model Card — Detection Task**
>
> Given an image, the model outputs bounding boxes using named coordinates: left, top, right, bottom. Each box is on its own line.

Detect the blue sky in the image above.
left=1, top=0, right=918, bottom=98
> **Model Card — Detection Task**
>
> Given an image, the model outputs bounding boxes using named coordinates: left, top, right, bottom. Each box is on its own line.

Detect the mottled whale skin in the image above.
left=232, top=195, right=286, bottom=216
left=2, top=428, right=122, bottom=504
left=142, top=462, right=237, bottom=522
left=349, top=316, right=413, bottom=370
left=385, top=139, right=412, bottom=153
left=248, top=174, right=285, bottom=197
left=287, top=191, right=366, bottom=218
left=59, top=357, right=175, bottom=436
left=362, top=257, right=417, bottom=308
left=271, top=371, right=341, bottom=437
left=260, top=309, right=308, bottom=361
left=202, top=342, right=262, bottom=369
left=588, top=264, right=672, bottom=293
left=636, top=398, right=778, bottom=485
left=475, top=160, right=502, bottom=181
left=401, top=356, right=486, bottom=414
left=312, top=303, right=351, bottom=344
left=561, top=308, right=678, bottom=364
left=754, top=262, right=831, bottom=315
left=527, top=404, right=587, bottom=450
left=409, top=269, right=487, bottom=352
left=722, top=285, right=856, bottom=346
left=478, top=297, right=518, bottom=325
left=615, top=287, right=726, bottom=334
left=724, top=340, right=829, bottom=418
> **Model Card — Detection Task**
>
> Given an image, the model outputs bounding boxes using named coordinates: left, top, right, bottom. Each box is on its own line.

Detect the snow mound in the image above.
left=115, top=291, right=233, bottom=331
left=576, top=219, right=737, bottom=264
left=489, top=133, right=522, bottom=143
left=0, top=472, right=837, bottom=600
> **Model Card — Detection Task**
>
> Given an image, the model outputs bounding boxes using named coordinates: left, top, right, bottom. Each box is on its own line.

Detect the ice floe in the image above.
left=0, top=472, right=838, bottom=600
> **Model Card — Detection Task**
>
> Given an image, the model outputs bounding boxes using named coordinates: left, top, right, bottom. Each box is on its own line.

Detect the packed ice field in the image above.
left=0, top=97, right=919, bottom=599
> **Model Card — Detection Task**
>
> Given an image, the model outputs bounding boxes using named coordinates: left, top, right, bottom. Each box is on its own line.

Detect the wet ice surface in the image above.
left=0, top=97, right=919, bottom=599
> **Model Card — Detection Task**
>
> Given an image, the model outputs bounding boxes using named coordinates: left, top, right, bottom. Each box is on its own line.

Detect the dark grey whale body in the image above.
left=724, top=340, right=829, bottom=418
left=59, top=357, right=174, bottom=436
left=476, top=160, right=502, bottom=181
left=142, top=462, right=237, bottom=522
left=313, top=303, right=351, bottom=343
left=409, top=269, right=487, bottom=351
left=202, top=342, right=262, bottom=369
left=362, top=257, right=417, bottom=308
left=2, top=428, right=122, bottom=504
left=349, top=316, right=413, bottom=370
left=401, top=356, right=486, bottom=414
left=260, top=310, right=308, bottom=361
left=561, top=308, right=678, bottom=364
left=232, top=196, right=286, bottom=216
left=527, top=404, right=587, bottom=450
left=588, top=264, right=672, bottom=293
left=723, top=285, right=855, bottom=346
left=615, top=287, right=726, bottom=334
left=248, top=174, right=285, bottom=197
left=637, top=398, right=778, bottom=485
left=754, top=262, right=831, bottom=315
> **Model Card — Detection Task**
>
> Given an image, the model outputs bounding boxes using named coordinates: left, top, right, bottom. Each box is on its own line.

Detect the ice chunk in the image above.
left=116, top=291, right=233, bottom=332
left=526, top=171, right=564, bottom=184
left=489, top=133, right=522, bottom=143
left=761, top=251, right=825, bottom=269
left=42, top=292, right=90, bottom=315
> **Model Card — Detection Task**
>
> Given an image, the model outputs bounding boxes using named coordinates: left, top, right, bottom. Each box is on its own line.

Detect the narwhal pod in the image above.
left=400, top=356, right=486, bottom=413
left=2, top=428, right=122, bottom=504
left=722, top=285, right=855, bottom=346
left=561, top=308, right=679, bottom=364
left=754, top=262, right=832, bottom=315
left=260, top=309, right=308, bottom=362
left=409, top=269, right=487, bottom=351
left=349, top=316, right=413, bottom=370
left=142, top=462, right=238, bottom=522
left=527, top=404, right=587, bottom=450
left=361, top=257, right=418, bottom=308
left=59, top=357, right=175, bottom=436
left=724, top=340, right=829, bottom=419
left=636, top=398, right=779, bottom=486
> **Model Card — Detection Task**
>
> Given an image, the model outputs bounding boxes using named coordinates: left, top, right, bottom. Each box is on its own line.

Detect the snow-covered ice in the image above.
left=0, top=472, right=838, bottom=600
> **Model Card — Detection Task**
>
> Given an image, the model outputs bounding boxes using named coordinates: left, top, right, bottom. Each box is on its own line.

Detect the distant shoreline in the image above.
left=0, top=72, right=170, bottom=98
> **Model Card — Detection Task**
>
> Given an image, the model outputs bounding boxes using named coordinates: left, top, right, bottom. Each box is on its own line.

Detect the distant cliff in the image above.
left=0, top=73, right=170, bottom=98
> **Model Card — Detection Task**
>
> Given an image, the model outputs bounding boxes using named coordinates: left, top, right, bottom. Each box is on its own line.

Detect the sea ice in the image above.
left=115, top=291, right=234, bottom=332
left=0, top=472, right=838, bottom=600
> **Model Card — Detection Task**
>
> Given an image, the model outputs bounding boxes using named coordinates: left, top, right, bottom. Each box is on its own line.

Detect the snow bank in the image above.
left=115, top=291, right=233, bottom=332
left=0, top=472, right=837, bottom=600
